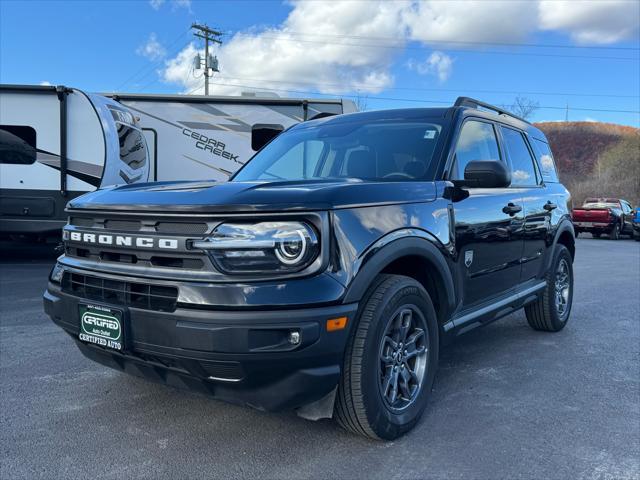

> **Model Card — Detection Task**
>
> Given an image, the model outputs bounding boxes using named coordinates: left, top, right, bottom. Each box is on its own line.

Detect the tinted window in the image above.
left=259, top=140, right=324, bottom=180
left=117, top=124, right=146, bottom=169
left=0, top=125, right=37, bottom=165
left=234, top=119, right=443, bottom=182
left=451, top=120, right=500, bottom=180
left=531, top=138, right=559, bottom=182
left=500, top=127, right=538, bottom=186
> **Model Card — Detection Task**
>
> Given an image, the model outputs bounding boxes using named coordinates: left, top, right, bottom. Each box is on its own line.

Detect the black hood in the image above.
left=67, top=179, right=438, bottom=213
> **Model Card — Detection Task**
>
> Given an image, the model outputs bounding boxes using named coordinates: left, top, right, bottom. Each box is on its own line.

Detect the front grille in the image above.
left=156, top=222, right=209, bottom=235
left=70, top=217, right=94, bottom=227
left=104, top=219, right=141, bottom=231
left=62, top=272, right=178, bottom=312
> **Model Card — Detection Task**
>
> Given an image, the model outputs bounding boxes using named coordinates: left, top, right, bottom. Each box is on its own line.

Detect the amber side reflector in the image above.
left=326, top=316, right=348, bottom=332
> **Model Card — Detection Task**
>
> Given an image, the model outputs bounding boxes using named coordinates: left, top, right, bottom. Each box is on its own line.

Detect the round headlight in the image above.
left=275, top=229, right=308, bottom=265
left=193, top=221, right=319, bottom=274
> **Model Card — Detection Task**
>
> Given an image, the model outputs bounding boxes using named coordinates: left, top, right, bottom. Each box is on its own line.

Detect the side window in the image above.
left=0, top=125, right=37, bottom=165
left=451, top=120, right=500, bottom=180
left=531, top=138, right=559, bottom=183
left=500, top=127, right=538, bottom=186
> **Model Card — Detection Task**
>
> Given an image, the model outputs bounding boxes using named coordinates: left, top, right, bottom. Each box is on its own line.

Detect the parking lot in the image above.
left=1, top=237, right=638, bottom=479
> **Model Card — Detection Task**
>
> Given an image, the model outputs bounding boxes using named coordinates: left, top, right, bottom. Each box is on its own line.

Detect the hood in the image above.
left=67, top=179, right=438, bottom=213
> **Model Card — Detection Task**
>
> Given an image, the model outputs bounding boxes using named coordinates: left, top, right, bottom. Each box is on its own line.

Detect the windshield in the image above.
left=233, top=118, right=444, bottom=182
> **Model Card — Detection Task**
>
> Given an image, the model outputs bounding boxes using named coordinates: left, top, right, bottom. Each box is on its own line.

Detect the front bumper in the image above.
left=44, top=279, right=358, bottom=412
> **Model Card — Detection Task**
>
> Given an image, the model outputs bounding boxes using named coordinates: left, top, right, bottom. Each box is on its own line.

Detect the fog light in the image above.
left=288, top=330, right=301, bottom=345
left=49, top=263, right=65, bottom=284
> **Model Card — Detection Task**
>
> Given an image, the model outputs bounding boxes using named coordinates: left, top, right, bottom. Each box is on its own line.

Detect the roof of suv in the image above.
left=298, top=97, right=547, bottom=142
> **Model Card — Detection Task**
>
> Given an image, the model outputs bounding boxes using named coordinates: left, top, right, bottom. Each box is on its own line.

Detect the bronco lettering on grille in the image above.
left=67, top=231, right=179, bottom=249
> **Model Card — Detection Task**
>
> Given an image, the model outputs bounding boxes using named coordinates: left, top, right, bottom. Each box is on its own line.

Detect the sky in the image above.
left=1, top=0, right=639, bottom=126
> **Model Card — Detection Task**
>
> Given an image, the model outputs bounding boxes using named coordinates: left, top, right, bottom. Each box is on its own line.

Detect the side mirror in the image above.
left=461, top=160, right=511, bottom=188
left=251, top=124, right=284, bottom=151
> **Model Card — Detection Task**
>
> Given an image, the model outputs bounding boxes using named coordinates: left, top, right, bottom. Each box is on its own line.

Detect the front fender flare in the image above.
left=342, top=229, right=456, bottom=318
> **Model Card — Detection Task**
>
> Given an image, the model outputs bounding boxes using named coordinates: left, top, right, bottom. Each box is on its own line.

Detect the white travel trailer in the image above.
left=109, top=93, right=357, bottom=182
left=0, top=84, right=150, bottom=238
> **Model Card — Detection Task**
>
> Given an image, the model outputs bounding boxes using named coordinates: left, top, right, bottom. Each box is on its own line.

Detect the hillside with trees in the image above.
left=534, top=121, right=639, bottom=206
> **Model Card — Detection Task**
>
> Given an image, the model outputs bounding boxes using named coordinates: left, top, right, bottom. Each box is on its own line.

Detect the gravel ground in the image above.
left=1, top=237, right=639, bottom=480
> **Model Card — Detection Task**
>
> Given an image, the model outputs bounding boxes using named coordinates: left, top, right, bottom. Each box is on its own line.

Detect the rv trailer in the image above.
left=108, top=92, right=357, bottom=182
left=0, top=84, right=150, bottom=239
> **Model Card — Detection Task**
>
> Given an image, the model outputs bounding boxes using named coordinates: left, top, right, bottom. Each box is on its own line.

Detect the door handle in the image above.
left=502, top=203, right=522, bottom=215
left=543, top=202, right=557, bottom=211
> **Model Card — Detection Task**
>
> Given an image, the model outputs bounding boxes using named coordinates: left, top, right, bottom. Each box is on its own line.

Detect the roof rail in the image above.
left=454, top=96, right=531, bottom=125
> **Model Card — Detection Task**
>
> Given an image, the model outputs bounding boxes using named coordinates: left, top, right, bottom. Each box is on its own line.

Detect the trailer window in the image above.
left=117, top=124, right=147, bottom=170
left=0, top=125, right=37, bottom=165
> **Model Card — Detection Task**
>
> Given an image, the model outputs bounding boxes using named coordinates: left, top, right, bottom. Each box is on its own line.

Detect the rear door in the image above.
left=450, top=118, right=525, bottom=308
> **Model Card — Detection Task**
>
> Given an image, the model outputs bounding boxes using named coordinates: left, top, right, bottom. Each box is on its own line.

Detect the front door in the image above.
left=499, top=126, right=549, bottom=283
left=450, top=119, right=525, bottom=309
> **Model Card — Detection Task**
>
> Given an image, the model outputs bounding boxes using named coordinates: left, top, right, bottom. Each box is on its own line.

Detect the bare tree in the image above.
left=354, top=91, right=368, bottom=111
left=508, top=96, right=540, bottom=120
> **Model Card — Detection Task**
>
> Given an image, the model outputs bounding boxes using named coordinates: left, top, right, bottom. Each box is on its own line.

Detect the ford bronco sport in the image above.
left=44, top=97, right=575, bottom=440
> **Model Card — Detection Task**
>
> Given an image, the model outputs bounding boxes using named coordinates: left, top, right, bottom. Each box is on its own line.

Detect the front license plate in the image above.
left=78, top=304, right=124, bottom=351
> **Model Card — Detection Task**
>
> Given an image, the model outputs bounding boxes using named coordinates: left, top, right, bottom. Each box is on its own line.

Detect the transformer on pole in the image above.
left=191, top=23, right=222, bottom=95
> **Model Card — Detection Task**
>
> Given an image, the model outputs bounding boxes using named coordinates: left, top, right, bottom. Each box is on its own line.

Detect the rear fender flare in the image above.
left=544, top=218, right=576, bottom=271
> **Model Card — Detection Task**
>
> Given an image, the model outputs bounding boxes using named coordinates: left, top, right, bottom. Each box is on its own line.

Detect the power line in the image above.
left=115, top=29, right=191, bottom=91
left=222, top=27, right=640, bottom=52
left=209, top=74, right=640, bottom=99
left=247, top=34, right=639, bottom=61
left=197, top=79, right=640, bottom=114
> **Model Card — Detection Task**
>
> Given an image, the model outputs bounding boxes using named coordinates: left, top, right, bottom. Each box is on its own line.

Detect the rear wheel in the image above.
left=610, top=222, right=620, bottom=240
left=334, top=275, right=438, bottom=440
left=525, top=245, right=573, bottom=332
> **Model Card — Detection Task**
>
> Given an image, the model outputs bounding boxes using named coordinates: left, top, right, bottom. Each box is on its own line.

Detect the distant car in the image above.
left=573, top=198, right=634, bottom=240
left=633, top=207, right=640, bottom=241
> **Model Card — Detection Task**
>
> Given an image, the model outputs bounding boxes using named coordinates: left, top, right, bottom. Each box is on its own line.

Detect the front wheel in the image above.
left=334, top=275, right=439, bottom=440
left=525, top=245, right=573, bottom=332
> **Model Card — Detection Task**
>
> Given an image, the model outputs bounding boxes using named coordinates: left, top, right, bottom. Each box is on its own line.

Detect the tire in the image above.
left=609, top=222, right=620, bottom=240
left=592, top=232, right=601, bottom=238
left=525, top=245, right=573, bottom=332
left=574, top=231, right=579, bottom=238
left=634, top=230, right=640, bottom=241
left=334, top=274, right=439, bottom=440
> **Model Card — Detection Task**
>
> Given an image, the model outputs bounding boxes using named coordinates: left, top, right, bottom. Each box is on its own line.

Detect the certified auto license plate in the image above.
left=78, top=304, right=124, bottom=351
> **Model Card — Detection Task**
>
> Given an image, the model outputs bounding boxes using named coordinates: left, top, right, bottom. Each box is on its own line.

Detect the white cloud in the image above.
left=149, top=0, right=191, bottom=12
left=538, top=0, right=640, bottom=44
left=408, top=51, right=453, bottom=82
left=158, top=0, right=639, bottom=97
left=39, top=81, right=51, bottom=86
left=162, top=0, right=407, bottom=95
left=404, top=0, right=539, bottom=44
left=136, top=33, right=166, bottom=61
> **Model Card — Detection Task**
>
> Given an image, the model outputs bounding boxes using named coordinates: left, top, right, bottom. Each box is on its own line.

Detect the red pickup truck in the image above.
left=572, top=198, right=635, bottom=239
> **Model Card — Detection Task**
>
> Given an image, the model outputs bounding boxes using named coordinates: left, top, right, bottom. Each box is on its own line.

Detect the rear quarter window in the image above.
left=531, top=138, right=559, bottom=183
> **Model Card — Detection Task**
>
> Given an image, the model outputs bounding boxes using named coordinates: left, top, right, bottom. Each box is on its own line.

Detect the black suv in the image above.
left=44, top=97, right=575, bottom=440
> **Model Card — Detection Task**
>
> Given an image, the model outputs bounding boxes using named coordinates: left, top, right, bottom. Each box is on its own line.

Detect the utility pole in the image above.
left=565, top=102, right=569, bottom=122
left=191, top=23, right=222, bottom=95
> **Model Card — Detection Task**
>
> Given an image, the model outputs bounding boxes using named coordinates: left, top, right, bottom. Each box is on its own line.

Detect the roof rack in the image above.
left=454, top=96, right=531, bottom=125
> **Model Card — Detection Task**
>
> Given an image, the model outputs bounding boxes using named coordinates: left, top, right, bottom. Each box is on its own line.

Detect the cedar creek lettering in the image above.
left=183, top=128, right=240, bottom=164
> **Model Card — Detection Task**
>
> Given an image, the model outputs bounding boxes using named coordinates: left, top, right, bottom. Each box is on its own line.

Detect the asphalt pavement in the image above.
left=1, top=237, right=639, bottom=479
